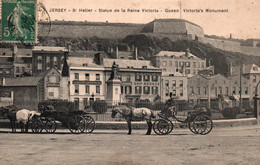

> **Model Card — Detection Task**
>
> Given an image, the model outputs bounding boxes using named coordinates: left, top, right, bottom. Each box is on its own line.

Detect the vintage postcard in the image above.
left=0, top=0, right=260, bottom=165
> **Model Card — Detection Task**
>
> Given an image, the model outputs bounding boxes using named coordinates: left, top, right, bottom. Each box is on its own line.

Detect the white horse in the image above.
left=16, top=109, right=40, bottom=132
left=111, top=105, right=155, bottom=135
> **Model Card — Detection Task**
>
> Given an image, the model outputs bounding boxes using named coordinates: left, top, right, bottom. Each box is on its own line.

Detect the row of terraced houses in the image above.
left=0, top=45, right=260, bottom=110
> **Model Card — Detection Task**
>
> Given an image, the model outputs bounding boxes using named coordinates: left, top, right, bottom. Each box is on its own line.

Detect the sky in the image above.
left=38, top=0, right=259, bottom=39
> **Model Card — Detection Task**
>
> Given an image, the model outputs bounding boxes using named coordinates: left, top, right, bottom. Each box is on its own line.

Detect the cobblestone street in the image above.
left=0, top=125, right=260, bottom=165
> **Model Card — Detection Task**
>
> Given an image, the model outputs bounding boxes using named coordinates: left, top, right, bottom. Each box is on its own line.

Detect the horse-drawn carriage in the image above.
left=153, top=106, right=213, bottom=135
left=31, top=105, right=96, bottom=134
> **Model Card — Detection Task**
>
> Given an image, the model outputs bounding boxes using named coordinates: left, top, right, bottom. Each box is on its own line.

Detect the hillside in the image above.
left=36, top=35, right=260, bottom=75
left=1, top=34, right=260, bottom=75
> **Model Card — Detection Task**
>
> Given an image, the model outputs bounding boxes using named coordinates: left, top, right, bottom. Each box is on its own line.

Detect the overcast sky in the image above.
left=39, top=0, right=259, bottom=39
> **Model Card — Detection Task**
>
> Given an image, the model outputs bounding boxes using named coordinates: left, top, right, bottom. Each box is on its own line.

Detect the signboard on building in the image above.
left=72, top=80, right=102, bottom=85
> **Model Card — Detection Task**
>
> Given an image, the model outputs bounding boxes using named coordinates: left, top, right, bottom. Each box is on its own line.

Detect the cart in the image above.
left=30, top=107, right=95, bottom=134
left=153, top=106, right=213, bottom=135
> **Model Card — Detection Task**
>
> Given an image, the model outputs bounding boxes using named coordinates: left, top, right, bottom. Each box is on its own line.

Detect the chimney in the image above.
left=0, top=78, right=5, bottom=86
left=116, top=47, right=119, bottom=59
left=94, top=53, right=104, bottom=65
left=134, top=47, right=138, bottom=60
left=185, top=48, right=190, bottom=57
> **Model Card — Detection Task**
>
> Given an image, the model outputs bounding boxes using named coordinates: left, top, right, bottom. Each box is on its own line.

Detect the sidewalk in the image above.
left=0, top=118, right=258, bottom=130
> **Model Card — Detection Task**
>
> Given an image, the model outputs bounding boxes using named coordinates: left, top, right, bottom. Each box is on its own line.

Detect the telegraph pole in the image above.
left=239, top=64, right=243, bottom=112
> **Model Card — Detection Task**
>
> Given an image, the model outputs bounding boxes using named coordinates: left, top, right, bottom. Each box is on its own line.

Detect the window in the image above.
left=165, top=80, right=169, bottom=87
left=144, top=75, right=150, bottom=81
left=172, top=90, right=176, bottom=96
left=135, top=86, right=142, bottom=94
left=5, top=68, right=10, bottom=74
left=46, top=56, right=50, bottom=70
left=201, top=62, right=205, bottom=68
left=85, top=85, right=90, bottom=94
left=197, top=62, right=200, bottom=68
left=135, top=74, right=142, bottom=81
left=214, top=88, right=217, bottom=96
left=0, top=68, right=3, bottom=74
left=96, top=85, right=100, bottom=94
left=75, top=85, right=79, bottom=94
left=152, top=87, right=158, bottom=94
left=83, top=98, right=88, bottom=107
left=190, top=87, right=194, bottom=94
left=253, top=67, right=258, bottom=71
left=37, top=63, right=42, bottom=70
left=193, top=69, right=196, bottom=75
left=219, top=87, right=222, bottom=95
left=185, top=62, right=190, bottom=67
left=75, top=73, right=79, bottom=80
left=162, top=61, right=167, bottom=67
left=85, top=74, right=89, bottom=80
left=172, top=80, right=176, bottom=87
left=180, top=89, right=183, bottom=97
left=225, top=87, right=229, bottom=94
left=96, top=74, right=100, bottom=81
left=175, top=61, right=178, bottom=67
left=179, top=61, right=184, bottom=67
left=22, top=67, right=25, bottom=73
left=143, top=86, right=150, bottom=94
left=179, top=80, right=183, bottom=87
left=37, top=55, right=42, bottom=63
left=16, top=67, right=19, bottom=73
left=125, top=86, right=132, bottom=94
left=48, top=87, right=59, bottom=98
left=245, top=87, right=248, bottom=95
left=233, top=87, right=236, bottom=94
left=193, top=62, right=196, bottom=68
left=185, top=69, right=190, bottom=74
left=118, top=74, right=122, bottom=81
left=152, top=75, right=158, bottom=82
left=169, top=61, right=172, bottom=67
left=126, top=75, right=131, bottom=81
left=253, top=75, right=257, bottom=83
left=53, top=56, right=57, bottom=67
left=204, top=87, right=207, bottom=95
left=197, top=87, right=200, bottom=95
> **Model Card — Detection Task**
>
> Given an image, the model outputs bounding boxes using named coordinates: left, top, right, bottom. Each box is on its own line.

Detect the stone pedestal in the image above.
left=106, top=79, right=121, bottom=106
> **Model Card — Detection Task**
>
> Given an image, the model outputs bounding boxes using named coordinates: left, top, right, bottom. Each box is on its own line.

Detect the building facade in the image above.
left=161, top=72, right=188, bottom=101
left=152, top=49, right=206, bottom=76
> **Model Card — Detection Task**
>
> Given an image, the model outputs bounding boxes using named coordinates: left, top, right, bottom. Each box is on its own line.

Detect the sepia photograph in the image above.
left=0, top=0, right=260, bottom=164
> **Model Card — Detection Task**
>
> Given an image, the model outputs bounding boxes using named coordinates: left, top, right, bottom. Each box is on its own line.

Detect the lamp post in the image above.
left=254, top=81, right=260, bottom=118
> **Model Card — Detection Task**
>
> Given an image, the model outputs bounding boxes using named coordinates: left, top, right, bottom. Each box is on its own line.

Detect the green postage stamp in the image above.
left=1, top=0, right=37, bottom=43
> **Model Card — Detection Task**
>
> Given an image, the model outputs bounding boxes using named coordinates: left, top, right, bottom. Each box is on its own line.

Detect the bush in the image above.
left=92, top=100, right=107, bottom=114
left=38, top=99, right=75, bottom=112
left=152, top=102, right=166, bottom=111
left=134, top=99, right=151, bottom=109
left=222, top=107, right=240, bottom=119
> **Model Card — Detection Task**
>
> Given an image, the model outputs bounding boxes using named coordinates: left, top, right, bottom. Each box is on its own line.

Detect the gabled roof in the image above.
left=3, top=77, right=42, bottom=87
left=154, top=51, right=203, bottom=60
left=232, top=64, right=260, bottom=75
left=68, top=57, right=103, bottom=68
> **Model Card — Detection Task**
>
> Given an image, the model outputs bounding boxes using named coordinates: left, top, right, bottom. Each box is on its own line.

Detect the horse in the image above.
left=0, top=106, right=18, bottom=132
left=111, top=105, right=156, bottom=135
left=16, top=109, right=41, bottom=133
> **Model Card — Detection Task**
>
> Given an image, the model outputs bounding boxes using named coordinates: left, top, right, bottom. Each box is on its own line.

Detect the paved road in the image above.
left=0, top=125, right=260, bottom=165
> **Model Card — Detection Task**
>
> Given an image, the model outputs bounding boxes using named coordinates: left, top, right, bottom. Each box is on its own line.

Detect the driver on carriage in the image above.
left=159, top=94, right=176, bottom=118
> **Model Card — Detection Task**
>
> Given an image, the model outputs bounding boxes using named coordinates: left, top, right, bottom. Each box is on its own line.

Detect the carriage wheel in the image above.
left=45, top=118, right=57, bottom=133
left=31, top=118, right=43, bottom=133
left=192, top=115, right=213, bottom=135
left=188, top=122, right=197, bottom=134
left=153, top=119, right=170, bottom=135
left=68, top=115, right=86, bottom=134
left=83, top=116, right=95, bottom=134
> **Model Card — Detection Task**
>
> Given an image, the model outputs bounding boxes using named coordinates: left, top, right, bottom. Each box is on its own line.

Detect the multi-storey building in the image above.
left=0, top=48, right=14, bottom=78
left=162, top=72, right=188, bottom=101
left=152, top=49, right=206, bottom=76
left=32, top=46, right=68, bottom=75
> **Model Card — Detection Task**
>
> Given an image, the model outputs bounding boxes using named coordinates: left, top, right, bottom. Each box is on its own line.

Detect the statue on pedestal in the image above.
left=109, top=61, right=119, bottom=80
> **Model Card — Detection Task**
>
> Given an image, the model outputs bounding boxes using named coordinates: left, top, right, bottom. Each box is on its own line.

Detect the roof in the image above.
left=0, top=48, right=13, bottom=57
left=154, top=51, right=203, bottom=60
left=36, top=67, right=61, bottom=77
left=68, top=57, right=103, bottom=68
left=32, top=46, right=68, bottom=52
left=232, top=64, right=260, bottom=75
left=153, top=19, right=202, bottom=28
left=17, top=49, right=32, bottom=57
left=3, top=77, right=42, bottom=87
left=103, top=58, right=157, bottom=69
left=69, top=50, right=106, bottom=58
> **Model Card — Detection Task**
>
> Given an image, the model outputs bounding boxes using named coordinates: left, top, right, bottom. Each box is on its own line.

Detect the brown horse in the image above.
left=0, top=105, right=18, bottom=132
left=111, top=105, right=155, bottom=135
